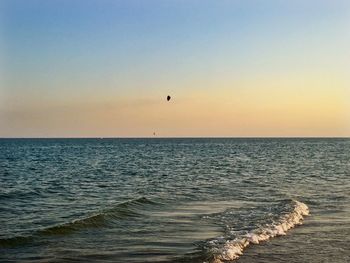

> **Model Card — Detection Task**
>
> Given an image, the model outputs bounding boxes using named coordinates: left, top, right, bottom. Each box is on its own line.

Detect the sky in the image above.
left=0, top=0, right=349, bottom=137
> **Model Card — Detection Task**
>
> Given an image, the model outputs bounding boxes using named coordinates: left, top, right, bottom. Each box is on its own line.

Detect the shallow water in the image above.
left=0, top=138, right=349, bottom=262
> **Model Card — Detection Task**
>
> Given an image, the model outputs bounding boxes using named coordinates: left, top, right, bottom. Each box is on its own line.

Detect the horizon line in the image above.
left=1, top=136, right=349, bottom=139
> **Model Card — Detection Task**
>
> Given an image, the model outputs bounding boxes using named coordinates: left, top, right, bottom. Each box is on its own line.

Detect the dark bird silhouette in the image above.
left=167, top=95, right=171, bottom=101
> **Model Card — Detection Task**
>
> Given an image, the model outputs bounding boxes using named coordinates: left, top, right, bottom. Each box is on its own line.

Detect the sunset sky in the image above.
left=1, top=0, right=349, bottom=137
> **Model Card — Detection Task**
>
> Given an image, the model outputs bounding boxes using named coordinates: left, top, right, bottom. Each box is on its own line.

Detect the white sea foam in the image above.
left=208, top=200, right=309, bottom=263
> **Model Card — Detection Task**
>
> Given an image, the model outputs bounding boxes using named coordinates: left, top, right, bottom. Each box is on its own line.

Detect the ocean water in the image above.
left=0, top=138, right=349, bottom=263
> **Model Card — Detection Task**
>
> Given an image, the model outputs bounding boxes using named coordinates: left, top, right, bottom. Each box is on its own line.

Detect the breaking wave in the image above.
left=204, top=200, right=309, bottom=263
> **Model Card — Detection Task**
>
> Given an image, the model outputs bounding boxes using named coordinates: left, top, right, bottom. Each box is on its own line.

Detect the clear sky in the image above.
left=1, top=0, right=349, bottom=137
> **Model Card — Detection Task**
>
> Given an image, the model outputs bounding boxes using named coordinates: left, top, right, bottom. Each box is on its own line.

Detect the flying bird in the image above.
left=167, top=95, right=171, bottom=101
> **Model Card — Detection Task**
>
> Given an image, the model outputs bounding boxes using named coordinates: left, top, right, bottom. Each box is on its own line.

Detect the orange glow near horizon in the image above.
left=1, top=73, right=348, bottom=138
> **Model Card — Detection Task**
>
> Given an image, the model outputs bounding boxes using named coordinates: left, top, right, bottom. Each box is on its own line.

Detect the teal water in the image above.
left=0, top=138, right=349, bottom=262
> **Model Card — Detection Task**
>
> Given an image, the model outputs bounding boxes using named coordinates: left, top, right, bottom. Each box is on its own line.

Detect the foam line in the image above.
left=208, top=200, right=309, bottom=263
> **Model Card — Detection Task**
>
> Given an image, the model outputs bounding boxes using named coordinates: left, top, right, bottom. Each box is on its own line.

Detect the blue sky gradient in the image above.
left=1, top=0, right=349, bottom=137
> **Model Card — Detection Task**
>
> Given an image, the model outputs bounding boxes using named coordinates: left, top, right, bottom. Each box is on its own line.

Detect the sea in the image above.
left=0, top=138, right=349, bottom=263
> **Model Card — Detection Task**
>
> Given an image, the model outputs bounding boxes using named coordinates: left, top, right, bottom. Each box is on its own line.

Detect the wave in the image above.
left=0, top=188, right=43, bottom=200
left=0, top=197, right=155, bottom=247
left=205, top=200, right=309, bottom=263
